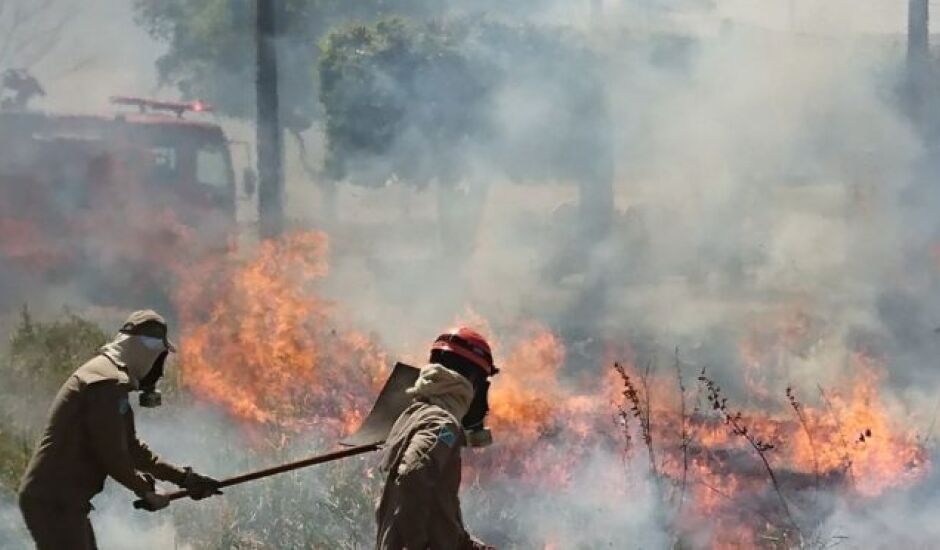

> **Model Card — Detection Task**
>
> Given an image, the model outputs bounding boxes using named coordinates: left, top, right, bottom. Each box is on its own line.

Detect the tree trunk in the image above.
left=256, top=0, right=284, bottom=239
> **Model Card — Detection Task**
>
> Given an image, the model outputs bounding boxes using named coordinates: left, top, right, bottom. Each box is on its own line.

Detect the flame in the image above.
left=604, top=342, right=929, bottom=547
left=166, top=232, right=928, bottom=548
left=0, top=217, right=69, bottom=269
left=489, top=325, right=566, bottom=441
left=465, top=325, right=622, bottom=485
left=175, top=231, right=386, bottom=435
left=789, top=358, right=927, bottom=496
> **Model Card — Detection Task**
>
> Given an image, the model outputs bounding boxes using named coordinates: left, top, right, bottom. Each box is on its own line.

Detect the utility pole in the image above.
left=256, top=0, right=284, bottom=239
left=907, top=0, right=929, bottom=124
left=788, top=0, right=796, bottom=33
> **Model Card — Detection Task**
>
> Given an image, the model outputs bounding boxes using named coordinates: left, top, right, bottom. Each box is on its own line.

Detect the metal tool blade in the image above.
left=340, top=362, right=420, bottom=447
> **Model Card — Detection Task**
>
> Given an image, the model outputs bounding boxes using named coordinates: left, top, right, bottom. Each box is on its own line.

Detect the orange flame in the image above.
left=168, top=232, right=929, bottom=548
left=176, top=231, right=386, bottom=435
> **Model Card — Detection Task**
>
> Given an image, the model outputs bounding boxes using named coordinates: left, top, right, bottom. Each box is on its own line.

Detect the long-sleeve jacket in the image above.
left=376, top=400, right=480, bottom=550
left=18, top=355, right=186, bottom=505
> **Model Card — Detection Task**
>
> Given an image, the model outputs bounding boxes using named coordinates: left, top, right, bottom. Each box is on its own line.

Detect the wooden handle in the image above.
left=133, top=443, right=380, bottom=508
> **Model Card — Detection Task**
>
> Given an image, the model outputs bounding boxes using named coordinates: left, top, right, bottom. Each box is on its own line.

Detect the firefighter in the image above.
left=376, top=327, right=498, bottom=550
left=18, top=310, right=220, bottom=550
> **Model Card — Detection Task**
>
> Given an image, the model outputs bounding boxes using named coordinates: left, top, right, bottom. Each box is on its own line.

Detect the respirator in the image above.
left=462, top=379, right=492, bottom=447
left=430, top=327, right=498, bottom=448
left=138, top=349, right=167, bottom=408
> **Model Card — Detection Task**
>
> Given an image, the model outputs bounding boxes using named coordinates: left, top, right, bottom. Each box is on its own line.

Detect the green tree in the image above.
left=132, top=0, right=446, bottom=131
left=318, top=18, right=614, bottom=256
left=135, top=3, right=615, bottom=254
left=318, top=18, right=491, bottom=186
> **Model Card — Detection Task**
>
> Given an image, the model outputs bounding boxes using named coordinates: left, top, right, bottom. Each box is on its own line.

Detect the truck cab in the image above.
left=0, top=97, right=241, bottom=307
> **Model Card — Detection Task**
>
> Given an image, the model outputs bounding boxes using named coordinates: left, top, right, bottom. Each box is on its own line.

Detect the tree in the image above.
left=132, top=0, right=453, bottom=227
left=319, top=18, right=491, bottom=186
left=318, top=18, right=614, bottom=257
left=135, top=4, right=616, bottom=257
left=0, top=0, right=76, bottom=70
left=132, top=0, right=445, bottom=132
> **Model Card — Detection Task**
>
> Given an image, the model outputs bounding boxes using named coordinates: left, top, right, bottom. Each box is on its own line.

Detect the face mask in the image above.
left=139, top=335, right=166, bottom=351
left=462, top=379, right=492, bottom=447
left=138, top=351, right=167, bottom=408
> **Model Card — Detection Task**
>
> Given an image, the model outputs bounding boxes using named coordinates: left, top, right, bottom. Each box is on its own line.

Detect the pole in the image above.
left=909, top=0, right=929, bottom=67
left=907, top=0, right=929, bottom=122
left=133, top=443, right=380, bottom=508
left=788, top=0, right=796, bottom=33
left=256, top=0, right=284, bottom=238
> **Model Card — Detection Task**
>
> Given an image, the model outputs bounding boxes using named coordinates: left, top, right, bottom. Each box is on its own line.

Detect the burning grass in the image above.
left=610, top=356, right=928, bottom=548
left=175, top=231, right=387, bottom=435
left=166, top=231, right=931, bottom=548
left=0, top=227, right=929, bottom=548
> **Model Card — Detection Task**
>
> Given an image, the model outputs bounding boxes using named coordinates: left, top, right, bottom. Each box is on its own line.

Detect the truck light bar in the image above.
left=110, top=96, right=213, bottom=118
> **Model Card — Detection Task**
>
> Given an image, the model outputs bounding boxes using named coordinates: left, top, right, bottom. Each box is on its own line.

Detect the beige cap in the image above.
left=119, top=310, right=177, bottom=352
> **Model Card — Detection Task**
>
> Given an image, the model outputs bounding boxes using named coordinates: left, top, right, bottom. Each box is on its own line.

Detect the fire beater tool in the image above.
left=133, top=362, right=420, bottom=509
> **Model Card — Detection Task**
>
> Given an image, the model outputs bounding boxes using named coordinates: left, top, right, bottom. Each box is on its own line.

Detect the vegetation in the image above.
left=0, top=0, right=77, bottom=70
left=318, top=17, right=491, bottom=186
left=0, top=307, right=108, bottom=491
left=317, top=16, right=612, bottom=185
left=318, top=16, right=614, bottom=260
left=132, top=0, right=444, bottom=131
left=611, top=355, right=875, bottom=549
left=134, top=4, right=615, bottom=242
left=0, top=310, right=378, bottom=548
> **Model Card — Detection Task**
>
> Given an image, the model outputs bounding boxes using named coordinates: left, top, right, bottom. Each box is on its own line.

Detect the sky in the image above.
left=31, top=0, right=162, bottom=113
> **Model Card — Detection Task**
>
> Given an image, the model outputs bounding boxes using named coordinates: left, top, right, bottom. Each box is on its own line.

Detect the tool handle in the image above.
left=133, top=442, right=380, bottom=509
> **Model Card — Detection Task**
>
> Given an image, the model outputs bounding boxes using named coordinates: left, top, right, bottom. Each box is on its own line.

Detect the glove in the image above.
left=137, top=491, right=169, bottom=512
left=142, top=473, right=156, bottom=491
left=180, top=467, right=222, bottom=500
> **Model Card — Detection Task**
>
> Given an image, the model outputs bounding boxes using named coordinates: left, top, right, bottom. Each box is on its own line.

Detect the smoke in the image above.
left=464, top=450, right=670, bottom=548
left=0, top=498, right=29, bottom=548
left=312, top=0, right=927, bottom=382
left=818, top=465, right=940, bottom=547
left=3, top=0, right=940, bottom=547
left=14, top=0, right=164, bottom=112
left=307, top=0, right=940, bottom=545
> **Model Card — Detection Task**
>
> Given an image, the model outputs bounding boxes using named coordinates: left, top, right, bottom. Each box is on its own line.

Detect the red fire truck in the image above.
left=0, top=95, right=249, bottom=307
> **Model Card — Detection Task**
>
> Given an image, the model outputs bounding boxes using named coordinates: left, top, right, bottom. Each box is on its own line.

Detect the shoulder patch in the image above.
left=118, top=396, right=130, bottom=415
left=437, top=424, right=458, bottom=448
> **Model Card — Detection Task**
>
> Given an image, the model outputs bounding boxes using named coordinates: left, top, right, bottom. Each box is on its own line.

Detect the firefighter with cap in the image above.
left=376, top=327, right=498, bottom=550
left=18, top=310, right=220, bottom=550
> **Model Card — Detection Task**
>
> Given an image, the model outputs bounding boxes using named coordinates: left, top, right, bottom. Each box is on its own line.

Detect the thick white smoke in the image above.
left=4, top=0, right=940, bottom=548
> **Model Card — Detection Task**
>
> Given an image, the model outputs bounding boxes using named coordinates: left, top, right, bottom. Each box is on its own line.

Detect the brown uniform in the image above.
left=18, top=355, right=186, bottom=550
left=376, top=401, right=483, bottom=550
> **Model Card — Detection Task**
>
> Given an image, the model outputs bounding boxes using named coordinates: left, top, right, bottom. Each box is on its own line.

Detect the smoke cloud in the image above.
left=3, top=0, right=940, bottom=548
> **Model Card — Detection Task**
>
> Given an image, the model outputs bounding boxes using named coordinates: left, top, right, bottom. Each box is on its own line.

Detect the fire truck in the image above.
left=0, top=90, right=249, bottom=308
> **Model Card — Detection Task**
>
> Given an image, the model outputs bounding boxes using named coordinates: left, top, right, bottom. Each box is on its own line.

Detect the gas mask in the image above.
left=462, top=379, right=492, bottom=447
left=138, top=346, right=167, bottom=408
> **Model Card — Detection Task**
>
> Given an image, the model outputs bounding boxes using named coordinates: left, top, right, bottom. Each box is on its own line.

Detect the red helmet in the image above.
left=431, top=327, right=497, bottom=375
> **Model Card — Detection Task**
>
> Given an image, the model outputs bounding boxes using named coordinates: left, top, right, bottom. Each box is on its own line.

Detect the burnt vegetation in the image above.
left=610, top=353, right=894, bottom=549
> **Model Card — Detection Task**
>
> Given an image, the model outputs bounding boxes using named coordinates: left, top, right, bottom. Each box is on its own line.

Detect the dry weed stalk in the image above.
left=698, top=373, right=801, bottom=536
left=816, top=384, right=856, bottom=487
left=673, top=348, right=691, bottom=516
left=611, top=362, right=633, bottom=454
left=613, top=359, right=658, bottom=479
left=786, top=386, right=820, bottom=490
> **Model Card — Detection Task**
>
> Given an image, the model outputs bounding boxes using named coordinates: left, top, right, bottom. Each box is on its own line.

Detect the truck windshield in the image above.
left=128, top=123, right=233, bottom=192
left=196, top=144, right=229, bottom=189
left=150, top=146, right=179, bottom=181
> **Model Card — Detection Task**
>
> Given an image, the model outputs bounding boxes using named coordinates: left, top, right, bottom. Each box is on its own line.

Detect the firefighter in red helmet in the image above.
left=375, top=328, right=498, bottom=550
